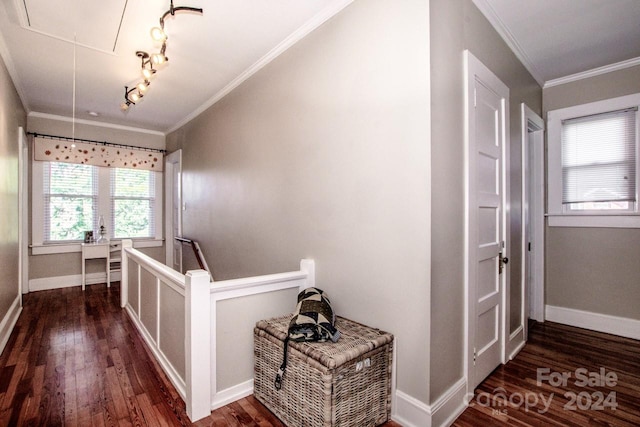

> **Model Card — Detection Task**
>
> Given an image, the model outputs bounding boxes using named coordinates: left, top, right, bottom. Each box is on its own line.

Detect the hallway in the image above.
left=1, top=284, right=638, bottom=426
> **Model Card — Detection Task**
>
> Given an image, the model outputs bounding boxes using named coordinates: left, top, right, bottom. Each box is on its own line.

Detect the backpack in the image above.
left=274, top=287, right=340, bottom=390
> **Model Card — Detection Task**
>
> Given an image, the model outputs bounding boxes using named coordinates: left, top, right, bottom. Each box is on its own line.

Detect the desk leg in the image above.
left=107, top=252, right=110, bottom=288
left=82, top=258, right=86, bottom=291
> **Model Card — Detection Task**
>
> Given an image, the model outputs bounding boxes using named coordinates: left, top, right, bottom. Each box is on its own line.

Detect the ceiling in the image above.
left=475, top=0, right=640, bottom=85
left=1, top=1, right=640, bottom=134
left=0, top=0, right=353, bottom=133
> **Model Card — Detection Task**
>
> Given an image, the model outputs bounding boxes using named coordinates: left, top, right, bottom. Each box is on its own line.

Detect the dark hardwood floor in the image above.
left=1, top=284, right=637, bottom=426
left=0, top=285, right=401, bottom=426
left=454, top=321, right=640, bottom=426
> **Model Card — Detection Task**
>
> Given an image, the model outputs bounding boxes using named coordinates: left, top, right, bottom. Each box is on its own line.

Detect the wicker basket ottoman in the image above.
left=254, top=314, right=393, bottom=427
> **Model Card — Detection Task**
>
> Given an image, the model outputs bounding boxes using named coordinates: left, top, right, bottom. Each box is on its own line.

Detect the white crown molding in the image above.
left=167, top=0, right=355, bottom=134
left=471, top=0, right=545, bottom=87
left=0, top=10, right=30, bottom=113
left=28, top=111, right=166, bottom=136
left=544, top=56, right=640, bottom=89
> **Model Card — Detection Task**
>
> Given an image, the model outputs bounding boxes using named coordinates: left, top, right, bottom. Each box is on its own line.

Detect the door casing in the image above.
left=18, top=128, right=29, bottom=297
left=506, top=104, right=545, bottom=359
left=165, top=149, right=183, bottom=271
left=522, top=105, right=545, bottom=324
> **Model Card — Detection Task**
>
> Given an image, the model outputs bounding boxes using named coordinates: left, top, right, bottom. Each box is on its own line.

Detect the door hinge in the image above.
left=528, top=242, right=532, bottom=252
left=473, top=347, right=477, bottom=365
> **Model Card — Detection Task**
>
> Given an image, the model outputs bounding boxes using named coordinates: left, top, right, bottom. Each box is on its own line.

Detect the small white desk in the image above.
left=81, top=242, right=110, bottom=290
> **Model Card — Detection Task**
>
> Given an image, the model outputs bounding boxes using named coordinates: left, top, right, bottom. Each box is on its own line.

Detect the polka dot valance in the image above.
left=33, top=135, right=164, bottom=172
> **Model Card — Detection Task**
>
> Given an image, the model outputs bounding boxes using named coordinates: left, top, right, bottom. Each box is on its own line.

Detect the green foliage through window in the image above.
left=44, top=162, right=96, bottom=242
left=111, top=168, right=155, bottom=238
left=43, top=162, right=157, bottom=242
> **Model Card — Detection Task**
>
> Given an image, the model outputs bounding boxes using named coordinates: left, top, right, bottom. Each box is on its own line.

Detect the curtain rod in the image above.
left=28, top=132, right=167, bottom=154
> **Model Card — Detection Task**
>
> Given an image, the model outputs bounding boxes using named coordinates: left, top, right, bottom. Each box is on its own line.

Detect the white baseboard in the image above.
left=211, top=379, right=253, bottom=410
left=507, top=325, right=526, bottom=360
left=0, top=296, right=22, bottom=356
left=393, top=377, right=467, bottom=427
left=393, top=390, right=431, bottom=427
left=545, top=305, right=640, bottom=341
left=508, top=339, right=527, bottom=361
left=28, top=272, right=122, bottom=292
left=429, top=377, right=468, bottom=427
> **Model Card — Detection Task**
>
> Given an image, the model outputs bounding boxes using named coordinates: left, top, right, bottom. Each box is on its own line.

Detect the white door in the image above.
left=465, top=51, right=510, bottom=391
left=165, top=150, right=183, bottom=272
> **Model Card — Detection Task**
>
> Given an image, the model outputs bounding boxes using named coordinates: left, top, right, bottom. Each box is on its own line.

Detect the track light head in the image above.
left=151, top=53, right=167, bottom=65
left=150, top=27, right=167, bottom=42
left=121, top=2, right=202, bottom=109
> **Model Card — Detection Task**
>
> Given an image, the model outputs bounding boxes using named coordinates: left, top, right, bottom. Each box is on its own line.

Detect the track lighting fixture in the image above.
left=121, top=1, right=203, bottom=111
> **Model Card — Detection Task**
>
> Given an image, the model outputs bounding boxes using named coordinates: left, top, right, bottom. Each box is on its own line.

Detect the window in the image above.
left=547, top=93, right=640, bottom=227
left=33, top=160, right=163, bottom=252
left=562, top=108, right=636, bottom=211
left=44, top=162, right=97, bottom=242
left=111, top=168, right=156, bottom=238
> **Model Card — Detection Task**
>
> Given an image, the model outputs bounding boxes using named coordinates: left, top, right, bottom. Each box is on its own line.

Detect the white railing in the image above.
left=120, top=240, right=211, bottom=421
left=120, top=240, right=314, bottom=422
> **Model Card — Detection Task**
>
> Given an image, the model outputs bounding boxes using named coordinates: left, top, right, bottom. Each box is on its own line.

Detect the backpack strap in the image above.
left=274, top=335, right=290, bottom=390
left=274, top=287, right=339, bottom=390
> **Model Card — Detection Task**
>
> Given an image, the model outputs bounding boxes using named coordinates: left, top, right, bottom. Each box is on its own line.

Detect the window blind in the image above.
left=43, top=162, right=98, bottom=242
left=561, top=108, right=637, bottom=204
left=110, top=168, right=156, bottom=238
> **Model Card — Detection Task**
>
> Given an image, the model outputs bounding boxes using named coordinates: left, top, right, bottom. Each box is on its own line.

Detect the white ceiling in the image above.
left=1, top=1, right=640, bottom=134
left=0, top=0, right=353, bottom=132
left=475, top=0, right=640, bottom=86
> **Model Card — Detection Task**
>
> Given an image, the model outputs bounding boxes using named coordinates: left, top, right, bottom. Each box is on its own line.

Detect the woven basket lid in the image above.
left=256, top=314, right=393, bottom=369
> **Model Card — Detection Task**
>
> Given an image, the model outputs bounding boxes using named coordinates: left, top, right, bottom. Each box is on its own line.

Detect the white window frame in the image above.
left=32, top=161, right=163, bottom=254
left=547, top=92, right=640, bottom=228
left=43, top=162, right=98, bottom=244
left=110, top=168, right=157, bottom=240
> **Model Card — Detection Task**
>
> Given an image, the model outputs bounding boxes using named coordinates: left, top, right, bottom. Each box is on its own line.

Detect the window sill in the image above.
left=31, top=239, right=163, bottom=255
left=547, top=214, right=640, bottom=228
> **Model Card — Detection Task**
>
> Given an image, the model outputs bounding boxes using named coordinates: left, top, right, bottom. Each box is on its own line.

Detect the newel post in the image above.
left=120, top=239, right=133, bottom=308
left=300, top=259, right=315, bottom=291
left=185, top=269, right=212, bottom=421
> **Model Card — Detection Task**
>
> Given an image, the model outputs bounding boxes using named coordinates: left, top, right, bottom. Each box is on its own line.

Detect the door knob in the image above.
left=498, top=252, right=509, bottom=274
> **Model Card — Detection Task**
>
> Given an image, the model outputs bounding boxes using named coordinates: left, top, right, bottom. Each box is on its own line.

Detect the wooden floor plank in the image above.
left=1, top=284, right=637, bottom=426
left=454, top=321, right=640, bottom=426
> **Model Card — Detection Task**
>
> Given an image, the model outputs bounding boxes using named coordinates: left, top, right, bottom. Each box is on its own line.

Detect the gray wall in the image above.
left=216, top=288, right=299, bottom=391
left=543, top=65, right=640, bottom=321
left=0, top=50, right=27, bottom=329
left=167, top=0, right=432, bottom=403
left=429, top=0, right=542, bottom=401
left=27, top=115, right=166, bottom=279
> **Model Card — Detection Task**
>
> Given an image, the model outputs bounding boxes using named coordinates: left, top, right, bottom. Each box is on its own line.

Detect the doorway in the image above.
left=506, top=104, right=545, bottom=359
left=464, top=51, right=510, bottom=392
left=165, top=150, right=183, bottom=272
left=522, top=105, right=545, bottom=324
